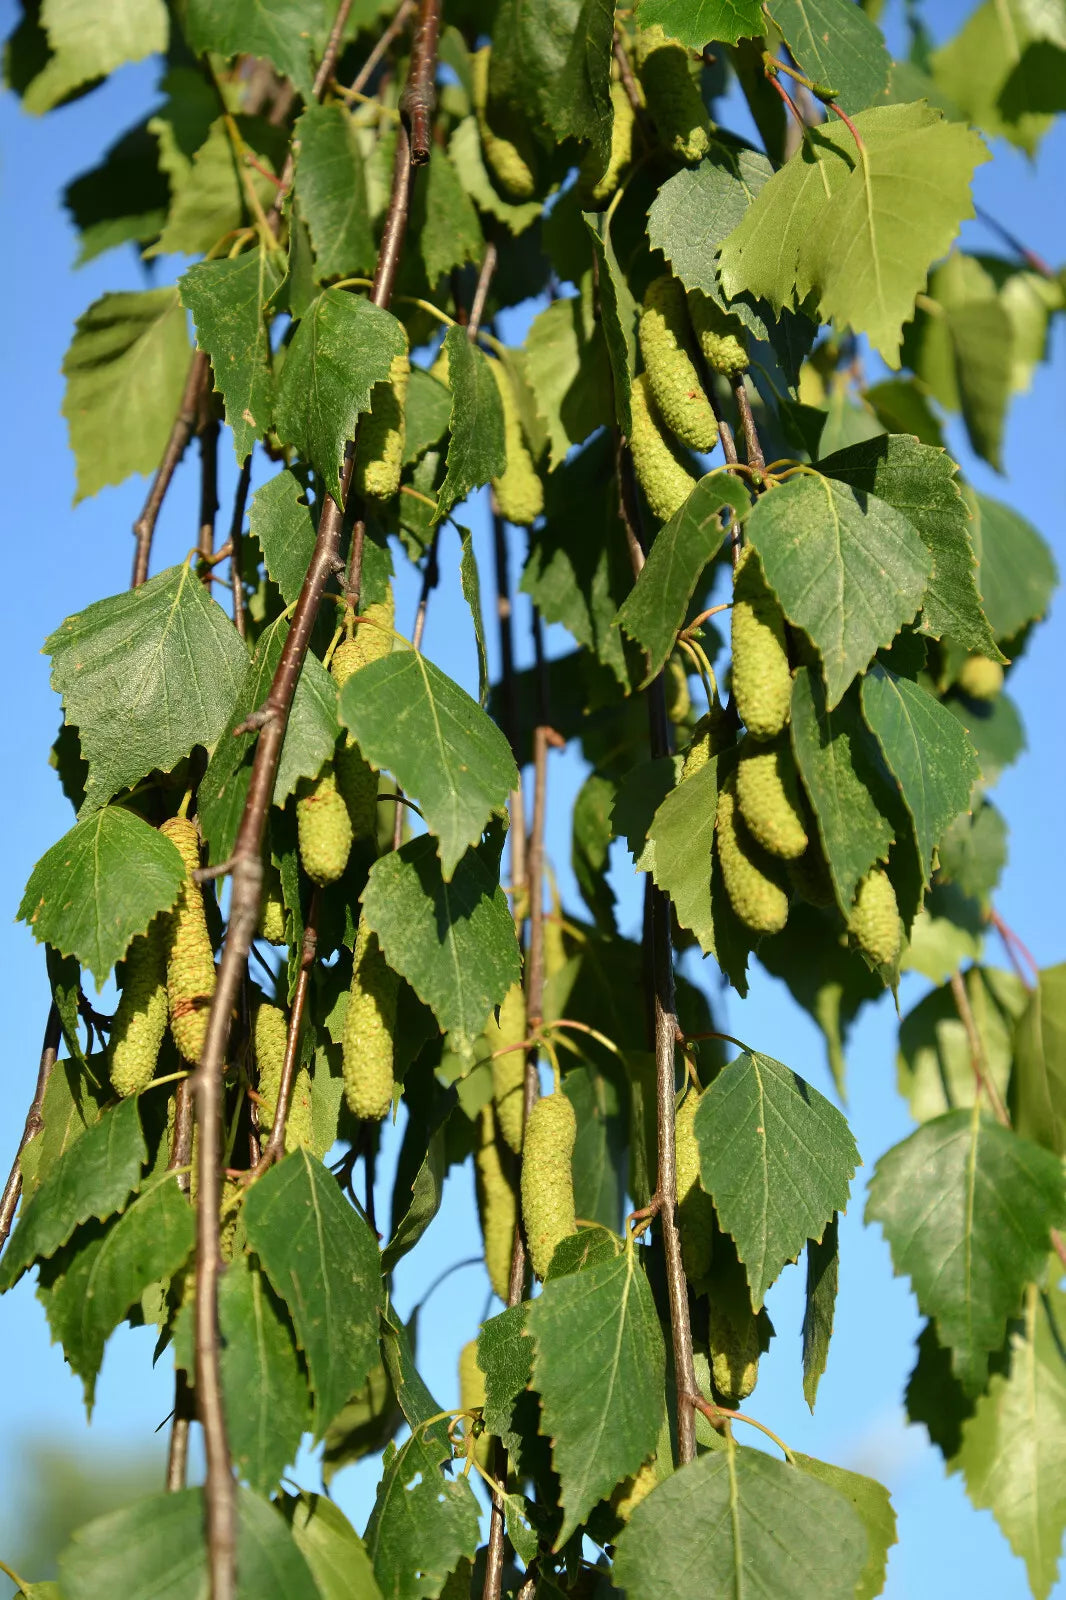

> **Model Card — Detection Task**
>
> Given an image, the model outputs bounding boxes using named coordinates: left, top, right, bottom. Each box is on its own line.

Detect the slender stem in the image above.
left=400, top=0, right=442, bottom=163
left=166, top=1370, right=194, bottom=1490
left=349, top=0, right=416, bottom=97
left=0, top=1002, right=60, bottom=1254
left=391, top=530, right=440, bottom=851
left=990, top=907, right=1038, bottom=989
left=197, top=405, right=221, bottom=582
left=730, top=373, right=765, bottom=475
left=257, top=893, right=319, bottom=1170
left=131, top=351, right=210, bottom=588
left=168, top=1077, right=195, bottom=1196
left=951, top=969, right=1010, bottom=1127
left=228, top=456, right=252, bottom=641
left=467, top=243, right=498, bottom=341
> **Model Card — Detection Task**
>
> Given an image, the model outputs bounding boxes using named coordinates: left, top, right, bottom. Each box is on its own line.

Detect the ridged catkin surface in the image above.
left=709, top=1295, right=762, bottom=1403
left=731, top=549, right=792, bottom=741
left=343, top=918, right=398, bottom=1120
left=160, top=817, right=216, bottom=1063
left=254, top=1001, right=288, bottom=1134
left=334, top=589, right=395, bottom=676
left=629, top=371, right=698, bottom=523
left=687, top=290, right=749, bottom=376
left=297, top=766, right=353, bottom=885
left=579, top=81, right=635, bottom=205
left=681, top=707, right=729, bottom=780
left=257, top=860, right=287, bottom=944
left=490, top=360, right=543, bottom=526
left=108, top=921, right=168, bottom=1096
left=612, top=1457, right=660, bottom=1524
left=488, top=983, right=528, bottom=1153
left=475, top=1103, right=517, bottom=1301
left=639, top=275, right=718, bottom=451
left=715, top=780, right=790, bottom=934
left=285, top=1067, right=314, bottom=1152
left=635, top=26, right=711, bottom=164
left=331, top=629, right=383, bottom=844
left=521, top=1089, right=577, bottom=1280
left=848, top=867, right=901, bottom=967
left=471, top=46, right=537, bottom=199
left=355, top=351, right=410, bottom=501
left=735, top=738, right=808, bottom=860
left=675, top=1089, right=714, bottom=1284
left=957, top=655, right=1004, bottom=700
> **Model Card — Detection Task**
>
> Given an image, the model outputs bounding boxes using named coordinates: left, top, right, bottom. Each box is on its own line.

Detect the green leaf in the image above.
left=694, top=1051, right=858, bottom=1309
left=243, top=1151, right=383, bottom=1436
left=0, top=1097, right=143, bottom=1291
left=1013, top=965, right=1066, bottom=1158
left=62, top=288, right=191, bottom=502
left=57, top=1485, right=319, bottom=1600
left=180, top=250, right=283, bottom=465
left=63, top=120, right=169, bottom=265
left=403, top=368, right=452, bottom=466
left=45, top=562, right=249, bottom=815
left=21, top=0, right=168, bottom=115
left=860, top=665, right=978, bottom=880
left=902, top=881, right=986, bottom=985
left=865, top=1108, right=1066, bottom=1391
left=18, top=808, right=184, bottom=987
left=248, top=469, right=317, bottom=606
left=633, top=0, right=766, bottom=49
left=802, top=1213, right=838, bottom=1411
left=293, top=102, right=375, bottom=280
left=969, top=491, right=1058, bottom=643
left=364, top=1428, right=481, bottom=1600
left=571, top=770, right=619, bottom=930
left=955, top=1282, right=1066, bottom=1600
left=218, top=1254, right=310, bottom=1495
left=379, top=1310, right=452, bottom=1448
left=183, top=0, right=327, bottom=99
left=583, top=209, right=637, bottom=435
left=647, top=147, right=773, bottom=301
left=789, top=667, right=895, bottom=918
left=459, top=530, right=489, bottom=707
left=280, top=1493, right=384, bottom=1600
left=361, top=836, right=522, bottom=1053
left=793, top=1454, right=897, bottom=1600
left=477, top=1303, right=534, bottom=1439
left=932, top=0, right=1064, bottom=156
left=563, top=1063, right=627, bottom=1233
left=150, top=116, right=283, bottom=260
left=39, top=1175, right=195, bottom=1410
left=819, top=434, right=1000, bottom=660
left=382, top=1100, right=450, bottom=1272
left=719, top=105, right=988, bottom=366
left=339, top=651, right=518, bottom=878
left=435, top=326, right=506, bottom=524
left=414, top=146, right=483, bottom=285
left=612, top=1441, right=870, bottom=1600
left=275, top=290, right=407, bottom=506
left=527, top=1245, right=666, bottom=1545
left=490, top=0, right=613, bottom=167
left=864, top=378, right=945, bottom=448
left=897, top=966, right=1026, bottom=1125
left=746, top=473, right=930, bottom=706
left=908, top=255, right=1013, bottom=470
left=937, top=800, right=1008, bottom=903
left=18, top=1059, right=110, bottom=1202
left=523, top=290, right=614, bottom=472
left=614, top=472, right=749, bottom=682
left=447, top=117, right=542, bottom=236
left=766, top=0, right=891, bottom=111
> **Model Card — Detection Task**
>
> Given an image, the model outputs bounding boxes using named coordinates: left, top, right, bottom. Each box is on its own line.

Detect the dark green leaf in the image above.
left=937, top=800, right=1008, bottom=902
left=47, top=946, right=85, bottom=1066
left=584, top=209, right=637, bottom=435
left=183, top=0, right=327, bottom=98
left=646, top=146, right=773, bottom=297
left=946, top=687, right=1025, bottom=788
left=218, top=1254, right=310, bottom=1495
left=403, top=368, right=452, bottom=466
left=64, top=120, right=169, bottom=265
left=634, top=0, right=766, bottom=49
left=523, top=289, right=614, bottom=471
left=802, top=1213, right=838, bottom=1411
left=415, top=146, right=483, bottom=284
left=364, top=1428, right=481, bottom=1600
left=491, top=0, right=614, bottom=168
left=180, top=250, right=282, bottom=464
left=436, top=326, right=506, bottom=523
left=477, top=1304, right=534, bottom=1438
left=970, top=491, right=1058, bottom=643
left=18, top=1060, right=110, bottom=1202
left=571, top=771, right=618, bottom=931
left=1013, top=965, right=1066, bottom=1158
left=766, top=0, right=891, bottom=111
left=563, top=1064, right=626, bottom=1234
left=293, top=102, right=375, bottom=280
left=382, top=1099, right=450, bottom=1272
left=793, top=1453, right=897, bottom=1600
left=459, top=530, right=489, bottom=707
left=243, top=1151, right=383, bottom=1436
left=248, top=469, right=317, bottom=606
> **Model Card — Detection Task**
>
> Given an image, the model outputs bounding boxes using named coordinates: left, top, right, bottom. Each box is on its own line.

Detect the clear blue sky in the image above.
left=1, top=1, right=1064, bottom=1593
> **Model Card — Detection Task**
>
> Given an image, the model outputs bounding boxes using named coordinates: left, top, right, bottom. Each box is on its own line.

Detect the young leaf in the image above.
left=360, top=836, right=522, bottom=1053
left=179, top=250, right=283, bottom=465
left=364, top=1426, right=481, bottom=1600
left=217, top=1254, right=310, bottom=1496
left=435, top=327, right=507, bottom=524
left=1013, top=965, right=1066, bottom=1158
left=21, top=0, right=167, bottom=115
left=792, top=1453, right=898, bottom=1600
left=633, top=0, right=766, bottom=49
left=293, top=103, right=376, bottom=281
left=247, top=469, right=317, bottom=605
left=45, top=562, right=249, bottom=814
left=0, top=1096, right=144, bottom=1291
left=18, top=808, right=185, bottom=987
left=865, top=1109, right=1066, bottom=1392
left=243, top=1151, right=383, bottom=1437
left=182, top=0, right=327, bottom=98
left=766, top=0, right=891, bottom=112
left=745, top=473, right=930, bottom=707
left=274, top=291, right=407, bottom=506
left=339, top=652, right=518, bottom=878
left=62, top=288, right=191, bottom=502
left=694, top=1051, right=859, bottom=1309
left=279, top=1493, right=384, bottom=1600
left=612, top=1442, right=870, bottom=1600
left=150, top=116, right=283, bottom=260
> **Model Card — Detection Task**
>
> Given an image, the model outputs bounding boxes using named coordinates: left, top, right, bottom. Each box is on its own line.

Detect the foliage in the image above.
left=2, top=1, right=1064, bottom=1598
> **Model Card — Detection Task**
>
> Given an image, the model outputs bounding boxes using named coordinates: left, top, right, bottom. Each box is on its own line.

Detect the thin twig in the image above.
left=467, top=243, right=498, bottom=341
left=197, top=404, right=221, bottom=582
left=974, top=205, right=1053, bottom=278
left=349, top=0, right=416, bottom=97
left=131, top=351, right=210, bottom=588
left=399, top=0, right=442, bottom=163
left=228, top=456, right=253, bottom=641
left=264, top=0, right=358, bottom=233
left=730, top=373, right=765, bottom=475
left=391, top=530, right=440, bottom=851
left=256, top=893, right=319, bottom=1171
left=166, top=1370, right=194, bottom=1491
left=990, top=907, right=1038, bottom=989
left=0, top=1002, right=60, bottom=1254
left=951, top=969, right=1010, bottom=1127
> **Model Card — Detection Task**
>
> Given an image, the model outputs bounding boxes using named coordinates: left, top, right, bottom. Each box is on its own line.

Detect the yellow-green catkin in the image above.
left=355, top=351, right=410, bottom=501
left=108, top=921, right=168, bottom=1096
left=488, top=983, right=528, bottom=1154
left=731, top=548, right=792, bottom=741
left=639, top=275, right=718, bottom=451
left=681, top=706, right=730, bottom=780
left=715, top=780, right=790, bottom=935
left=687, top=289, right=749, bottom=376
left=664, top=655, right=691, bottom=725
left=458, top=1338, right=490, bottom=1470
left=258, top=859, right=287, bottom=945
left=286, top=1066, right=314, bottom=1152
left=297, top=766, right=353, bottom=886
left=848, top=867, right=901, bottom=968
left=471, top=46, right=537, bottom=200
left=957, top=655, right=1004, bottom=701
left=219, top=1175, right=246, bottom=1264
left=160, top=817, right=216, bottom=1063
left=475, top=1103, right=517, bottom=1301
left=709, top=1295, right=762, bottom=1403
left=676, top=1089, right=714, bottom=1285
left=629, top=371, right=698, bottom=523
left=735, top=738, right=808, bottom=861
left=579, top=80, right=635, bottom=206
left=490, top=360, right=543, bottom=526
left=337, top=586, right=395, bottom=675
left=253, top=1002, right=310, bottom=1151
left=331, top=638, right=380, bottom=844
left=521, top=1089, right=577, bottom=1280
left=635, top=26, right=712, bottom=165
left=612, top=1457, right=660, bottom=1524
left=343, top=917, right=398, bottom=1120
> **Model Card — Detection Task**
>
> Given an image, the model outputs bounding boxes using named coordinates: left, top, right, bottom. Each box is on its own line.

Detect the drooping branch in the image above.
left=0, top=1002, right=61, bottom=1254
left=255, top=892, right=319, bottom=1170
left=400, top=0, right=442, bottom=163
left=131, top=351, right=210, bottom=589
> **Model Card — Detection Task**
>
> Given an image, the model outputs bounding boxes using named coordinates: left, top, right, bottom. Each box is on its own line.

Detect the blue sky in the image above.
left=1, top=1, right=1064, bottom=1594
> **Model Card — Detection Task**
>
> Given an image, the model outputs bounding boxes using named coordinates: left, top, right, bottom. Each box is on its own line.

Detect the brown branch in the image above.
left=399, top=0, right=441, bottom=163
left=256, top=893, right=319, bottom=1171
left=730, top=372, right=765, bottom=475
left=264, top=0, right=358, bottom=234
left=0, top=1002, right=60, bottom=1254
left=468, top=242, right=498, bottom=341
left=228, top=455, right=253, bottom=641
left=166, top=1370, right=194, bottom=1491
left=197, top=404, right=221, bottom=581
left=131, top=351, right=210, bottom=588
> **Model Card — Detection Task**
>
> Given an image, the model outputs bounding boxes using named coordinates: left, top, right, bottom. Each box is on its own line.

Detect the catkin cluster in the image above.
left=521, top=1088, right=577, bottom=1280
left=715, top=779, right=790, bottom=936
left=687, top=290, right=749, bottom=377
left=475, top=1103, right=518, bottom=1301
left=731, top=547, right=792, bottom=742
left=107, top=920, right=168, bottom=1096
left=578, top=81, right=635, bottom=206
left=257, top=860, right=287, bottom=945
left=957, top=654, right=1004, bottom=701
left=634, top=27, right=711, bottom=164
left=471, top=46, right=538, bottom=199
left=629, top=371, right=698, bottom=523
left=254, top=1001, right=313, bottom=1152
left=159, top=817, right=216, bottom=1063
left=639, top=275, right=718, bottom=452
left=848, top=867, right=901, bottom=968
left=486, top=983, right=528, bottom=1153
left=342, top=917, right=398, bottom=1121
